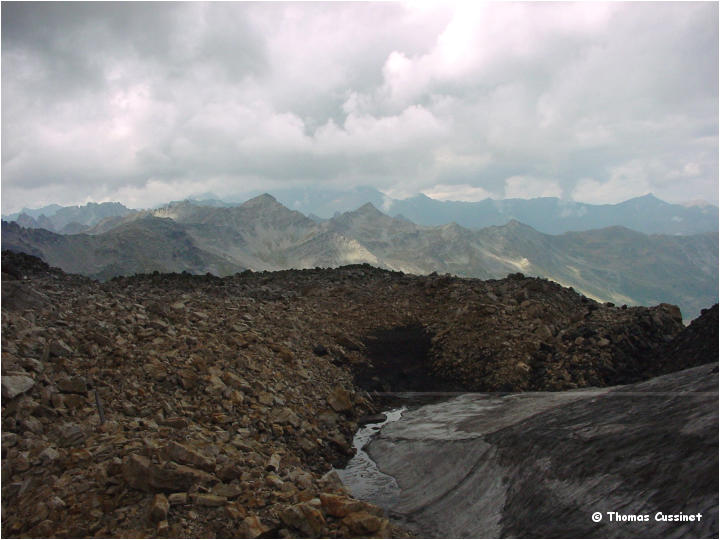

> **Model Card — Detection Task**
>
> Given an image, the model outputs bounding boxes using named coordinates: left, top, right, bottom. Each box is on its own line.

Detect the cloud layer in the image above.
left=2, top=2, right=717, bottom=212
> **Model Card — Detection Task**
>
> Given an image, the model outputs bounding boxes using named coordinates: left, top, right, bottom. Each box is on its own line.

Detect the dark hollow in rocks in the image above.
left=356, top=324, right=454, bottom=392
left=659, top=303, right=718, bottom=374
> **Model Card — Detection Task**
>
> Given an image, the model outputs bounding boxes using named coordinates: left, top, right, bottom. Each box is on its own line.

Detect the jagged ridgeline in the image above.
left=1, top=251, right=717, bottom=538
left=2, top=194, right=718, bottom=322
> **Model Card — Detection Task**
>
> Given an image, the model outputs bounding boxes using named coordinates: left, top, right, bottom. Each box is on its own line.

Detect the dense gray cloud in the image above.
left=2, top=2, right=717, bottom=213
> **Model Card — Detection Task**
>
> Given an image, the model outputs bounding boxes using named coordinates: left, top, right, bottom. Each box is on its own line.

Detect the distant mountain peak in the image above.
left=629, top=193, right=663, bottom=203
left=504, top=219, right=531, bottom=228
left=354, top=202, right=384, bottom=215
left=242, top=193, right=280, bottom=207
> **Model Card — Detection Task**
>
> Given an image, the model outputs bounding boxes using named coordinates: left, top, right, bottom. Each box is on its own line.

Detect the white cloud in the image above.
left=682, top=162, right=701, bottom=177
left=1, top=2, right=717, bottom=213
left=423, top=183, right=494, bottom=202
left=572, top=164, right=654, bottom=205
left=504, top=176, right=563, bottom=199
left=313, top=104, right=445, bottom=154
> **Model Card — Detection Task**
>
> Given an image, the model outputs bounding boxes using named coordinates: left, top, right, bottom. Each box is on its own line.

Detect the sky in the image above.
left=2, top=1, right=718, bottom=214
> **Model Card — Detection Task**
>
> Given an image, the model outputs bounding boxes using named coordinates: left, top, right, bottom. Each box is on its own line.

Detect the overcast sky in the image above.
left=2, top=1, right=718, bottom=213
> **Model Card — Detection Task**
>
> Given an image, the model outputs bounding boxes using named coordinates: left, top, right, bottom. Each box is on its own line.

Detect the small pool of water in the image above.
left=334, top=407, right=406, bottom=506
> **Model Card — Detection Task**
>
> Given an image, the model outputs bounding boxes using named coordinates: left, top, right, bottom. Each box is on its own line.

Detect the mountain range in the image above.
left=268, top=187, right=719, bottom=236
left=2, top=194, right=717, bottom=321
left=4, top=187, right=717, bottom=236
left=4, top=201, right=133, bottom=234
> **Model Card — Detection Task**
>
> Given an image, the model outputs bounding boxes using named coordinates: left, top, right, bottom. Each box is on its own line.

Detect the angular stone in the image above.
left=342, top=511, right=385, bottom=535
left=62, top=394, right=86, bottom=409
left=334, top=333, right=362, bottom=351
left=319, top=493, right=370, bottom=518
left=272, top=344, right=294, bottom=362
left=207, top=374, right=227, bottom=393
left=38, top=446, right=60, bottom=465
left=122, top=454, right=217, bottom=492
left=2, top=432, right=18, bottom=448
left=159, top=417, right=189, bottom=429
left=160, top=441, right=215, bottom=472
left=2, top=375, right=35, bottom=399
left=149, top=493, right=169, bottom=523
left=270, top=407, right=300, bottom=427
left=212, top=483, right=244, bottom=499
left=192, top=493, right=227, bottom=507
left=327, top=432, right=351, bottom=452
left=318, top=410, right=340, bottom=426
left=237, top=515, right=267, bottom=538
left=14, top=453, right=30, bottom=472
left=221, top=372, right=251, bottom=392
left=57, top=423, right=86, bottom=448
left=218, top=463, right=245, bottom=482
left=57, top=376, right=87, bottom=394
left=298, top=437, right=316, bottom=453
left=327, top=386, right=352, bottom=413
left=318, top=470, right=345, bottom=493
left=20, top=416, right=44, bottom=435
left=280, top=503, right=327, bottom=537
left=51, top=392, right=64, bottom=409
left=265, top=473, right=284, bottom=489
left=168, top=492, right=188, bottom=506
left=224, top=502, right=246, bottom=520
left=229, top=390, right=245, bottom=405
left=288, top=468, right=314, bottom=491
left=177, top=369, right=198, bottom=390
left=49, top=339, right=73, bottom=357
left=535, top=325, right=553, bottom=340
left=154, top=461, right=217, bottom=491
left=145, top=362, right=167, bottom=381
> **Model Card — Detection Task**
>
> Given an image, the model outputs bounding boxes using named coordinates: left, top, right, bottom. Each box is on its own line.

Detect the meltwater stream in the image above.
left=334, top=407, right=406, bottom=507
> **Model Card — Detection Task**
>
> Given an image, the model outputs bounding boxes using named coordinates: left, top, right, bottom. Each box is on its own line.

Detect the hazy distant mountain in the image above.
left=3, top=202, right=133, bottom=234
left=3, top=195, right=717, bottom=320
left=4, top=204, right=63, bottom=221
left=265, top=186, right=388, bottom=219
left=385, top=191, right=718, bottom=235
left=6, top=189, right=717, bottom=235
left=263, top=187, right=718, bottom=235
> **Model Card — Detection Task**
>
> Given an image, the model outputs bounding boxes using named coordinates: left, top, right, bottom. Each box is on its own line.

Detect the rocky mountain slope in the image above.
left=3, top=195, right=717, bottom=320
left=1, top=219, right=242, bottom=280
left=1, top=252, right=716, bottom=538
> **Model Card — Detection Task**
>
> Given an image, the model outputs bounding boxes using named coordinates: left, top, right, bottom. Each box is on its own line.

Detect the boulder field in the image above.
left=1, top=250, right=716, bottom=537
